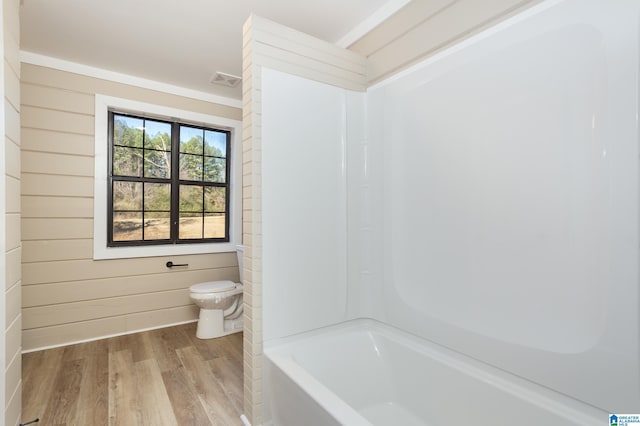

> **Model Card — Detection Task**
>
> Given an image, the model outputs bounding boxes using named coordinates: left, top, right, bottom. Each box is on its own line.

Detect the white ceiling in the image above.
left=20, top=0, right=397, bottom=101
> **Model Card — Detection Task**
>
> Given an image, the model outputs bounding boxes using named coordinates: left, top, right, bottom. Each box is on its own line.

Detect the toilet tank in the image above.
left=236, top=245, right=244, bottom=283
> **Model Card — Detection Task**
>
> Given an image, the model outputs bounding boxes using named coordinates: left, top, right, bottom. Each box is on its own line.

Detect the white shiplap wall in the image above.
left=4, top=0, right=21, bottom=424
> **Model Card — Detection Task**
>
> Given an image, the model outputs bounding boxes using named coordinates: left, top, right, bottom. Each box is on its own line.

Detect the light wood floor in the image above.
left=21, top=322, right=244, bottom=426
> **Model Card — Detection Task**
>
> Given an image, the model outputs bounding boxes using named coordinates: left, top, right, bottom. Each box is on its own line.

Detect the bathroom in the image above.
left=2, top=0, right=639, bottom=424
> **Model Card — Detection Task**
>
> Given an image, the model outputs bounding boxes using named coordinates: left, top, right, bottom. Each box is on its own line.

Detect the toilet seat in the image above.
left=190, top=280, right=236, bottom=293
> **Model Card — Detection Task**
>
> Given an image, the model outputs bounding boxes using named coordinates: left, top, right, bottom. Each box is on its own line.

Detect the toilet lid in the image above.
left=190, top=280, right=236, bottom=293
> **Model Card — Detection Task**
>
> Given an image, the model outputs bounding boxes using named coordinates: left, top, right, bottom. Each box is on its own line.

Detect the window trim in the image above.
left=94, top=94, right=242, bottom=260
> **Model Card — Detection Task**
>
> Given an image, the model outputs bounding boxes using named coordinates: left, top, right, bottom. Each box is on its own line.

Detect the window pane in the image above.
left=204, top=187, right=225, bottom=212
left=144, top=183, right=170, bottom=211
left=180, top=126, right=203, bottom=154
left=144, top=211, right=170, bottom=240
left=109, top=112, right=231, bottom=246
left=204, top=130, right=226, bottom=158
left=113, top=115, right=143, bottom=148
left=180, top=153, right=203, bottom=181
left=204, top=213, right=225, bottom=238
left=144, top=150, right=171, bottom=178
left=144, top=120, right=172, bottom=150
left=179, top=213, right=203, bottom=239
left=180, top=185, right=203, bottom=212
left=204, top=157, right=226, bottom=183
left=113, top=181, right=142, bottom=211
left=113, top=212, right=142, bottom=241
left=113, top=146, right=142, bottom=177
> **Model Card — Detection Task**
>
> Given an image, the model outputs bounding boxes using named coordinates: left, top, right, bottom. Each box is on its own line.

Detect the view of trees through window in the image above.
left=109, top=112, right=229, bottom=245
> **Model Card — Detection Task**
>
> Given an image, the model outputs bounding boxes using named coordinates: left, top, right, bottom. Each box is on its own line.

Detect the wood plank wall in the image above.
left=4, top=0, right=22, bottom=424
left=241, top=15, right=367, bottom=425
left=20, top=63, right=243, bottom=352
left=348, top=0, right=543, bottom=85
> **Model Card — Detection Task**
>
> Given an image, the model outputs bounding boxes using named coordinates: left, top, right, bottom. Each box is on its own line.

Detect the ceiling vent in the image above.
left=210, top=71, right=242, bottom=88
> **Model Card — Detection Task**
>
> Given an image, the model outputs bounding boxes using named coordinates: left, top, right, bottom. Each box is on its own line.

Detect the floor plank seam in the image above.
left=22, top=323, right=244, bottom=426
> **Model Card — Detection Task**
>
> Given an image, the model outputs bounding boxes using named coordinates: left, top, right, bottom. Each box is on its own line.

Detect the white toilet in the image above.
left=189, top=245, right=244, bottom=339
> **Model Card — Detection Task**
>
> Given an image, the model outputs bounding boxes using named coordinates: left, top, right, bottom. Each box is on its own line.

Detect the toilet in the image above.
left=189, top=245, right=244, bottom=339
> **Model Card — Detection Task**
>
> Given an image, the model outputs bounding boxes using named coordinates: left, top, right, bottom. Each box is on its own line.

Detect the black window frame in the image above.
left=107, top=110, right=231, bottom=247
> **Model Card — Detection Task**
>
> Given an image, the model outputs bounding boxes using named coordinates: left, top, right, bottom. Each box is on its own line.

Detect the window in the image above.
left=108, top=112, right=231, bottom=246
left=94, top=95, right=241, bottom=260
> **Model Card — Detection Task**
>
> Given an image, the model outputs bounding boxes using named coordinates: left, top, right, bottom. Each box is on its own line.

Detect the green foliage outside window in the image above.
left=109, top=112, right=230, bottom=245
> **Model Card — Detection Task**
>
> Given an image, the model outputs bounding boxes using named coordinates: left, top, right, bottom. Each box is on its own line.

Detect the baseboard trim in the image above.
left=21, top=319, right=199, bottom=354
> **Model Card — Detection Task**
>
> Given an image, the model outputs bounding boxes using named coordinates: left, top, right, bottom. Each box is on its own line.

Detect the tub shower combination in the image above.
left=258, top=0, right=640, bottom=424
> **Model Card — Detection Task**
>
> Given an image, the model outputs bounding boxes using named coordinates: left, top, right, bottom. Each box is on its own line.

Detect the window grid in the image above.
left=108, top=111, right=230, bottom=246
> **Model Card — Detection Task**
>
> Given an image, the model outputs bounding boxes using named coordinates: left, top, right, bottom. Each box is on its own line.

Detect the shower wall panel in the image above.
left=368, top=0, right=639, bottom=412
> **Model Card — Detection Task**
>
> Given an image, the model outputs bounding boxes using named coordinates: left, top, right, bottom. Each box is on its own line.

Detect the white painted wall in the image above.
left=368, top=0, right=639, bottom=412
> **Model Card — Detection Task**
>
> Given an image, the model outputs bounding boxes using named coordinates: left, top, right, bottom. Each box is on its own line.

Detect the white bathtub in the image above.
left=263, top=319, right=606, bottom=426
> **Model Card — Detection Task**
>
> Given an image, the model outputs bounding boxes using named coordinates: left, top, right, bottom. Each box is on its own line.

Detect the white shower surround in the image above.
left=261, top=0, right=640, bottom=423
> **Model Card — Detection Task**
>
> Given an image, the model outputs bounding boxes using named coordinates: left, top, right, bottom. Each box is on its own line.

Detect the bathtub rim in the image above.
left=264, top=318, right=606, bottom=426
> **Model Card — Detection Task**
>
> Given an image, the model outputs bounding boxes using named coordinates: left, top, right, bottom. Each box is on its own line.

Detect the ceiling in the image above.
left=20, top=0, right=396, bottom=101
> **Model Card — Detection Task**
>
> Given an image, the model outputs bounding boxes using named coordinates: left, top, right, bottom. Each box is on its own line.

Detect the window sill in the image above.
left=93, top=240, right=241, bottom=260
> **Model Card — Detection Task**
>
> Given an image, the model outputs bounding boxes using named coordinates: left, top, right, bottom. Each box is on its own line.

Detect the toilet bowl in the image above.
left=189, top=245, right=244, bottom=339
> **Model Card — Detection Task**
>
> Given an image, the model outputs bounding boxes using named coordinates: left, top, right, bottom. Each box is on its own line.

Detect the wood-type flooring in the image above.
left=21, top=322, right=244, bottom=426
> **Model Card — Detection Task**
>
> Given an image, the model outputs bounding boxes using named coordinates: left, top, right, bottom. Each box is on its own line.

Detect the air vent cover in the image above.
left=210, top=71, right=242, bottom=88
